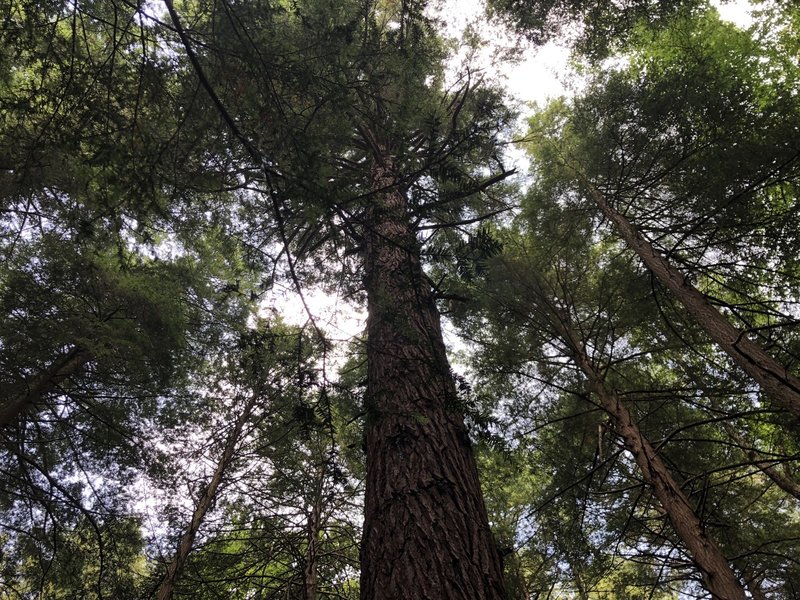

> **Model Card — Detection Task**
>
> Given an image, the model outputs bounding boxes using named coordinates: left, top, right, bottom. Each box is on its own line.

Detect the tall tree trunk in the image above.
left=748, top=455, right=800, bottom=502
left=554, top=318, right=747, bottom=600
left=156, top=393, right=258, bottom=600
left=359, top=141, right=506, bottom=599
left=0, top=346, right=91, bottom=428
left=588, top=185, right=800, bottom=419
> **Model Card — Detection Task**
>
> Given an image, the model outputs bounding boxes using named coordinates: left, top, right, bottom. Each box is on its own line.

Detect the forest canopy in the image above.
left=1, top=0, right=799, bottom=598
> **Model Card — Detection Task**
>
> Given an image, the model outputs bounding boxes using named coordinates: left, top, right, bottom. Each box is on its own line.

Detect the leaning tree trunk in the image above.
left=741, top=569, right=768, bottom=600
left=588, top=184, right=800, bottom=419
left=723, top=427, right=800, bottom=502
left=0, top=346, right=91, bottom=428
left=157, top=392, right=258, bottom=600
left=359, top=141, right=506, bottom=599
left=554, top=319, right=747, bottom=600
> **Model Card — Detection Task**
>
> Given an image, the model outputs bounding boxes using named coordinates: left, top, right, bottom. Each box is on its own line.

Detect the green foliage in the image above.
left=3, top=0, right=800, bottom=598
left=1, top=516, right=149, bottom=599
left=487, top=0, right=705, bottom=57
left=523, top=6, right=800, bottom=392
left=125, top=316, right=362, bottom=599
left=0, top=0, right=189, bottom=236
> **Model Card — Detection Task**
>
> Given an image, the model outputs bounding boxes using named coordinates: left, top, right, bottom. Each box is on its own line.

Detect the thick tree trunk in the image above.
left=0, top=346, right=91, bottom=428
left=359, top=144, right=506, bottom=599
left=156, top=393, right=258, bottom=600
left=588, top=185, right=800, bottom=419
left=555, top=321, right=747, bottom=600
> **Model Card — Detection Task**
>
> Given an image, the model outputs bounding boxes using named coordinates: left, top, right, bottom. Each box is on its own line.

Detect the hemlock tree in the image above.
left=2, top=0, right=511, bottom=595
left=468, top=222, right=746, bottom=599
left=445, top=164, right=799, bottom=597
left=523, top=8, right=800, bottom=424
left=160, top=0, right=517, bottom=595
left=440, top=6, right=800, bottom=596
left=0, top=1, right=263, bottom=593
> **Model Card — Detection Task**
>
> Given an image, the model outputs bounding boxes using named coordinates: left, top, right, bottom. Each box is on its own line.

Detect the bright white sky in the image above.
left=270, top=0, right=755, bottom=342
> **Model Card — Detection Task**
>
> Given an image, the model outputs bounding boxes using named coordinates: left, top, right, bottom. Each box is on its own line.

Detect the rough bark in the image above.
left=359, top=143, right=506, bottom=599
left=156, top=393, right=258, bottom=600
left=0, top=347, right=91, bottom=428
left=588, top=185, right=800, bottom=419
left=554, top=320, right=747, bottom=600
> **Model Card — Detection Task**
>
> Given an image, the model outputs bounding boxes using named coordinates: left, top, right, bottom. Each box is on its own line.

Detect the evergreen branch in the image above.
left=163, top=0, right=328, bottom=346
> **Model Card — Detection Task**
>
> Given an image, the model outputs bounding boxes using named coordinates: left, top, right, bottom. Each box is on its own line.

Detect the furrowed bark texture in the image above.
left=360, top=147, right=505, bottom=599
left=0, top=347, right=91, bottom=428
left=604, top=391, right=746, bottom=600
left=157, top=393, right=258, bottom=600
left=589, top=185, right=800, bottom=419
left=557, top=322, right=746, bottom=600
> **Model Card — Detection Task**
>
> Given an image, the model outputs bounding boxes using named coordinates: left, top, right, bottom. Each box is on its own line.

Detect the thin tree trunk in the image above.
left=0, top=346, right=91, bottom=428
left=156, top=393, right=258, bottom=600
left=572, top=568, right=591, bottom=600
left=554, top=319, right=747, bottom=600
left=588, top=185, right=800, bottom=419
left=750, top=456, right=800, bottom=501
left=303, top=463, right=326, bottom=600
left=724, top=427, right=800, bottom=501
left=359, top=140, right=505, bottom=599
left=741, top=569, right=768, bottom=600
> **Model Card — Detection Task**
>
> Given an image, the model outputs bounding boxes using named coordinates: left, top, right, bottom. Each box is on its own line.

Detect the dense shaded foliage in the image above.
left=1, top=0, right=799, bottom=598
